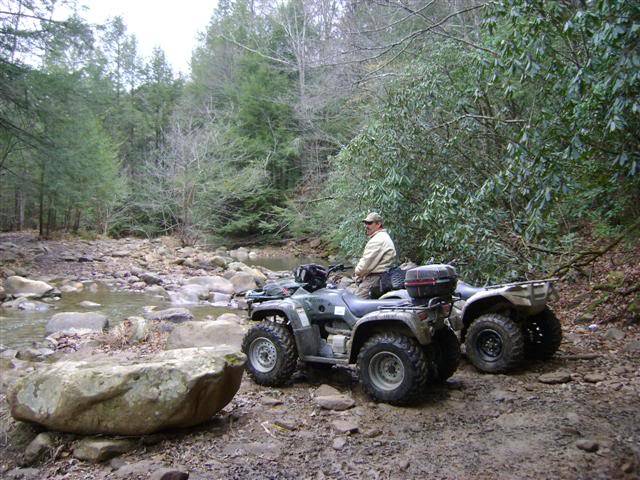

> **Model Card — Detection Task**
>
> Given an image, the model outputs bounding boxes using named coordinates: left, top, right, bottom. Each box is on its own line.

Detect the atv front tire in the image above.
left=358, top=333, right=429, bottom=405
left=242, top=321, right=298, bottom=386
left=523, top=308, right=562, bottom=360
left=465, top=313, right=524, bottom=373
left=430, top=326, right=461, bottom=382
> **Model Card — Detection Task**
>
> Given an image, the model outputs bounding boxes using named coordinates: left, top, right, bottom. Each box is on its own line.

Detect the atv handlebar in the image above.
left=327, top=264, right=353, bottom=274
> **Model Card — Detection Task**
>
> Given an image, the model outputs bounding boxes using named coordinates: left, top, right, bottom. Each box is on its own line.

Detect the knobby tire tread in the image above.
left=358, top=332, right=429, bottom=406
left=465, top=313, right=525, bottom=373
left=242, top=321, right=298, bottom=387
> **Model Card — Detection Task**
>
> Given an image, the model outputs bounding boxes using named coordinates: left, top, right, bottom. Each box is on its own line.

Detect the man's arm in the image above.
left=355, top=236, right=384, bottom=277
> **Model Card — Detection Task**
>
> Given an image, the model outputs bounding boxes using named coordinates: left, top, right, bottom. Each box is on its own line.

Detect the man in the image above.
left=352, top=212, right=396, bottom=298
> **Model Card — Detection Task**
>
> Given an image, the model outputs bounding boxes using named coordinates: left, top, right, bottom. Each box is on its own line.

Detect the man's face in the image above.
left=364, top=221, right=381, bottom=236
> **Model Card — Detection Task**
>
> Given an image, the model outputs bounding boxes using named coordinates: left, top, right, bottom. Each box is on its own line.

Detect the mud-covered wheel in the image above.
left=430, top=326, right=461, bottom=382
left=523, top=308, right=562, bottom=360
left=242, top=321, right=298, bottom=386
left=357, top=333, right=429, bottom=405
left=465, top=313, right=524, bottom=373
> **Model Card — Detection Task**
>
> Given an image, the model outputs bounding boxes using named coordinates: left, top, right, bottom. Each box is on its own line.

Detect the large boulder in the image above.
left=230, top=272, right=257, bottom=294
left=184, top=276, right=234, bottom=295
left=45, top=312, right=108, bottom=335
left=165, top=319, right=248, bottom=350
left=8, top=346, right=245, bottom=435
left=5, top=276, right=57, bottom=299
left=169, top=284, right=209, bottom=305
left=145, top=308, right=193, bottom=323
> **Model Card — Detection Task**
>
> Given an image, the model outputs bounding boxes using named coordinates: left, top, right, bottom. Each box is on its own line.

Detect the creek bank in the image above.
left=0, top=231, right=639, bottom=479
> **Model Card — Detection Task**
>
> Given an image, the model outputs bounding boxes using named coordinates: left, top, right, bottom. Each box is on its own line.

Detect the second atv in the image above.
left=242, top=263, right=460, bottom=405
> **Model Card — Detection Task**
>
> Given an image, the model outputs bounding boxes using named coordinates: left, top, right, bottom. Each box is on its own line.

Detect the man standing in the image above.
left=352, top=212, right=396, bottom=298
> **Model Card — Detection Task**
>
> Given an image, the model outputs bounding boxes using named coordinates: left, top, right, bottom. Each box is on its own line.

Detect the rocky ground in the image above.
left=0, top=231, right=639, bottom=480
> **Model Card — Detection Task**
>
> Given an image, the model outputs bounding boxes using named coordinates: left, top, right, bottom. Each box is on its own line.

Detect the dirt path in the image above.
left=0, top=232, right=638, bottom=479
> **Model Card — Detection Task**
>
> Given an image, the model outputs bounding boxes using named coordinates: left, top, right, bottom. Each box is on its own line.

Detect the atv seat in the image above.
left=341, top=292, right=409, bottom=318
left=455, top=281, right=485, bottom=300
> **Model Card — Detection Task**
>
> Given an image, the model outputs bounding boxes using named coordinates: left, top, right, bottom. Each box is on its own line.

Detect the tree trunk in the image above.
left=73, top=208, right=81, bottom=233
left=14, top=188, right=24, bottom=231
left=38, top=168, right=45, bottom=238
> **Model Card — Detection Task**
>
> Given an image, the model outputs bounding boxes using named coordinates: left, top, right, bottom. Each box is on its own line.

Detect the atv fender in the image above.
left=456, top=291, right=514, bottom=339
left=250, top=299, right=321, bottom=356
left=348, top=310, right=432, bottom=363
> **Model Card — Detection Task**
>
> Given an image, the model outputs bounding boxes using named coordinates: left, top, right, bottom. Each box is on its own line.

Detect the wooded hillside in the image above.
left=1, top=0, right=638, bottom=282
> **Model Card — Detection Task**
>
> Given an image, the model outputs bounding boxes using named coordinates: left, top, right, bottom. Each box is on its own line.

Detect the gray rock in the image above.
left=170, top=284, right=209, bottom=305
left=1, top=298, right=50, bottom=311
left=273, top=419, right=297, bottom=431
left=624, top=340, right=640, bottom=353
left=332, top=419, right=359, bottom=434
left=5, top=467, right=41, bottom=479
left=113, top=460, right=164, bottom=478
left=576, top=439, right=599, bottom=453
left=210, top=292, right=232, bottom=304
left=45, top=312, right=108, bottom=335
left=230, top=272, right=257, bottom=294
left=165, top=320, right=248, bottom=350
left=5, top=276, right=57, bottom=299
left=150, top=467, right=190, bottom=480
left=228, top=261, right=256, bottom=274
left=490, top=389, right=516, bottom=402
left=314, top=384, right=342, bottom=397
left=538, top=371, right=572, bottom=384
left=315, top=395, right=355, bottom=411
left=79, top=300, right=101, bottom=308
left=145, top=308, right=194, bottom=323
left=211, top=256, right=229, bottom=268
left=111, top=250, right=130, bottom=258
left=9, top=346, right=245, bottom=435
left=23, top=432, right=54, bottom=464
left=128, top=316, right=151, bottom=342
left=185, top=276, right=235, bottom=295
left=250, top=269, right=267, bottom=286
left=140, top=272, right=163, bottom=285
left=16, top=348, right=54, bottom=362
left=332, top=437, right=347, bottom=450
left=73, top=438, right=136, bottom=463
left=604, top=327, right=625, bottom=341
left=145, top=285, right=170, bottom=299
left=584, top=373, right=606, bottom=383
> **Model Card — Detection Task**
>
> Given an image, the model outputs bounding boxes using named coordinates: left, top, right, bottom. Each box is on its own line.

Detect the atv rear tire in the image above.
left=430, top=326, right=461, bottom=382
left=358, top=333, right=429, bottom=405
left=242, top=321, right=298, bottom=386
left=523, top=308, right=562, bottom=360
left=465, top=313, right=524, bottom=373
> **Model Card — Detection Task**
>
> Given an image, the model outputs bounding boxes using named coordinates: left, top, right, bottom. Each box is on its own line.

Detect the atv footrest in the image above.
left=301, top=355, right=348, bottom=365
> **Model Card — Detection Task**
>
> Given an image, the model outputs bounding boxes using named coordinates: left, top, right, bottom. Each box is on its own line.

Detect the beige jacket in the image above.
left=355, top=229, right=396, bottom=278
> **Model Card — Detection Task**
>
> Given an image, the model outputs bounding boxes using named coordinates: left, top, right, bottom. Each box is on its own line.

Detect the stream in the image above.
left=0, top=254, right=327, bottom=350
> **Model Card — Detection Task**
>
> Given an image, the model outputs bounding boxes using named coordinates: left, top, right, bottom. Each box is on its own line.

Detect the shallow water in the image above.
left=0, top=283, right=234, bottom=349
left=248, top=255, right=329, bottom=272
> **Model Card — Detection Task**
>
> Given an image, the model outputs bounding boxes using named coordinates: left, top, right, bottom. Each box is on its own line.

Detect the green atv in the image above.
left=242, top=264, right=461, bottom=405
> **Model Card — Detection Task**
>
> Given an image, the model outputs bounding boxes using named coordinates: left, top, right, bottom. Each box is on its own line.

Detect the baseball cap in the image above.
left=363, top=212, right=383, bottom=223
